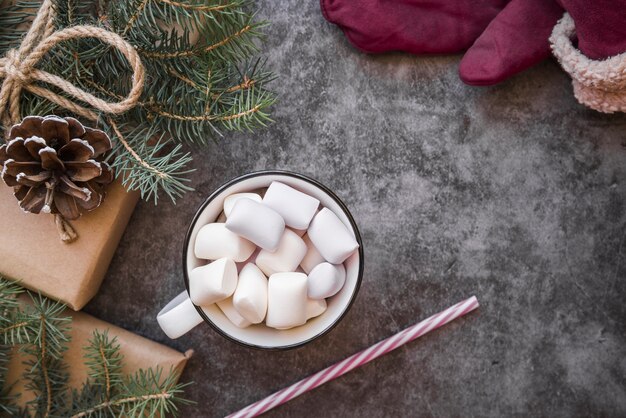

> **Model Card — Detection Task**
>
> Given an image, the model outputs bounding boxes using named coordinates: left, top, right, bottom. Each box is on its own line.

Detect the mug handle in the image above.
left=157, top=291, right=204, bottom=339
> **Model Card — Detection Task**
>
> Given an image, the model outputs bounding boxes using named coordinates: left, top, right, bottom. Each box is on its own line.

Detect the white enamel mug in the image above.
left=157, top=171, right=364, bottom=350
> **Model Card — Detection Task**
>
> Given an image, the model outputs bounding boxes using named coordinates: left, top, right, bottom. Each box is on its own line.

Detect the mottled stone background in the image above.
left=86, top=1, right=626, bottom=416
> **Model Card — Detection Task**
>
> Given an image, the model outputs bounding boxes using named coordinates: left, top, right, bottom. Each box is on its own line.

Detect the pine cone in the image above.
left=0, top=116, right=114, bottom=220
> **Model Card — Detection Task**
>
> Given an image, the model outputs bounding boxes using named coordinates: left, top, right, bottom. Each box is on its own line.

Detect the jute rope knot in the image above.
left=4, top=50, right=30, bottom=85
left=0, top=2, right=146, bottom=127
left=0, top=0, right=146, bottom=242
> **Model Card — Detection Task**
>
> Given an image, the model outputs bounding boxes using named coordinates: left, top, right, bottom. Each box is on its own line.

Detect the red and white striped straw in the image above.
left=226, top=296, right=479, bottom=418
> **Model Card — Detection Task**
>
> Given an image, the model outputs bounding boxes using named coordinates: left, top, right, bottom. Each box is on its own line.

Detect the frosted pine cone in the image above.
left=0, top=116, right=114, bottom=220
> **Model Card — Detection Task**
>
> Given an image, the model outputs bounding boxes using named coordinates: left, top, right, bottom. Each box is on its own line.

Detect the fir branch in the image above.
left=141, top=101, right=265, bottom=122
left=28, top=294, right=72, bottom=361
left=83, top=330, right=124, bottom=400
left=52, top=0, right=96, bottom=28
left=67, top=0, right=74, bottom=24
left=0, top=281, right=35, bottom=376
left=0, top=345, right=20, bottom=416
left=0, top=278, right=192, bottom=417
left=0, top=345, right=10, bottom=388
left=164, top=64, right=260, bottom=98
left=4, top=0, right=275, bottom=202
left=107, top=121, right=194, bottom=204
left=0, top=1, right=38, bottom=55
left=70, top=367, right=192, bottom=418
left=0, top=310, right=36, bottom=347
left=0, top=278, right=24, bottom=311
left=83, top=73, right=256, bottom=137
left=223, top=104, right=261, bottom=121
left=137, top=24, right=255, bottom=59
left=0, top=278, right=25, bottom=414
left=217, top=76, right=256, bottom=96
left=84, top=78, right=267, bottom=124
left=157, top=0, right=238, bottom=12
left=40, top=315, right=53, bottom=416
left=108, top=118, right=171, bottom=180
left=0, top=320, right=31, bottom=340
left=70, top=393, right=170, bottom=418
left=0, top=277, right=190, bottom=418
left=122, top=0, right=150, bottom=35
left=21, top=294, right=71, bottom=417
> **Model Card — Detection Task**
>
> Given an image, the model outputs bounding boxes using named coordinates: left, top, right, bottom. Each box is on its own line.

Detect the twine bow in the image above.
left=0, top=0, right=145, bottom=242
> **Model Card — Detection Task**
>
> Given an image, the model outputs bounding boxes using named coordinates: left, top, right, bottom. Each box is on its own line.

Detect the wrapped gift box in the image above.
left=6, top=302, right=192, bottom=407
left=0, top=181, right=139, bottom=310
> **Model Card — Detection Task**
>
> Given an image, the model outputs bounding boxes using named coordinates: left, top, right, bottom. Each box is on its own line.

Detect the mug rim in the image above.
left=182, top=170, right=364, bottom=350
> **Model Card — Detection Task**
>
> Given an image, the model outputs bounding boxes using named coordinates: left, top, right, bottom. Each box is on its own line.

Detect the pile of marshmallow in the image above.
left=189, top=181, right=359, bottom=330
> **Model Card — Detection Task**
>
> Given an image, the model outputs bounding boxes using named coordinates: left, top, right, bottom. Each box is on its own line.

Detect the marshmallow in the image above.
left=266, top=272, right=308, bottom=329
left=194, top=223, right=255, bottom=262
left=233, top=263, right=268, bottom=324
left=308, top=208, right=359, bottom=264
left=300, top=234, right=325, bottom=274
left=157, top=291, right=204, bottom=339
left=226, top=198, right=285, bottom=251
left=307, top=262, right=346, bottom=299
left=256, top=229, right=307, bottom=277
left=223, top=192, right=262, bottom=217
left=306, top=298, right=327, bottom=320
left=263, top=182, right=320, bottom=230
left=189, top=258, right=238, bottom=306
left=217, top=297, right=251, bottom=328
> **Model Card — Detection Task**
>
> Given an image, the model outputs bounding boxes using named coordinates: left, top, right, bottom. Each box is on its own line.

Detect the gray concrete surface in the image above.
left=86, top=1, right=626, bottom=416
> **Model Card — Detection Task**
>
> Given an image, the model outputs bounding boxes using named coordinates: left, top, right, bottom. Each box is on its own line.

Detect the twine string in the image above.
left=0, top=1, right=145, bottom=127
left=0, top=0, right=146, bottom=242
left=54, top=213, right=77, bottom=243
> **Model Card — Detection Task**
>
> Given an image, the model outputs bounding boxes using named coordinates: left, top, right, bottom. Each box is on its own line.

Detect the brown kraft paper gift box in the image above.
left=5, top=301, right=193, bottom=407
left=0, top=180, right=139, bottom=310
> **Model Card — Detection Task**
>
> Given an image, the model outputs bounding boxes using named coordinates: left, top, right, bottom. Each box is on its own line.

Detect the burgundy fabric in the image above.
left=459, top=0, right=564, bottom=86
left=460, top=0, right=626, bottom=86
left=320, top=0, right=509, bottom=54
left=559, top=0, right=626, bottom=59
left=321, top=0, right=626, bottom=86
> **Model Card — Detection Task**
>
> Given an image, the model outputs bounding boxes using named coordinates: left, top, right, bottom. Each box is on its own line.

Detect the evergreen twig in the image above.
left=83, top=330, right=124, bottom=400
left=0, top=277, right=192, bottom=417
left=21, top=294, right=70, bottom=416
left=0, top=0, right=275, bottom=204
left=0, top=346, right=20, bottom=415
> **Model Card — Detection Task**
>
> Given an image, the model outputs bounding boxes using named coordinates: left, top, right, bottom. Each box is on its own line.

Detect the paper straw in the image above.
left=226, top=296, right=479, bottom=418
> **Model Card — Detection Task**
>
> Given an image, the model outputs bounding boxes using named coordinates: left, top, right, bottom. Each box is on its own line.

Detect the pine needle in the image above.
left=4, top=0, right=275, bottom=203
left=0, top=276, right=192, bottom=417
